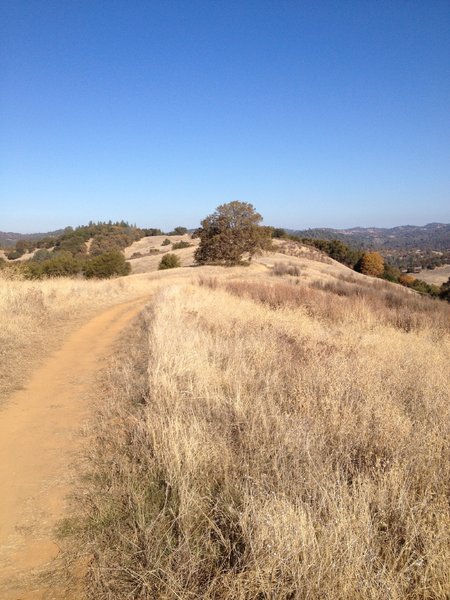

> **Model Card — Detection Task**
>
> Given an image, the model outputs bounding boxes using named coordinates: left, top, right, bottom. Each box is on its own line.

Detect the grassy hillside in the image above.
left=125, top=233, right=198, bottom=273
left=61, top=260, right=450, bottom=599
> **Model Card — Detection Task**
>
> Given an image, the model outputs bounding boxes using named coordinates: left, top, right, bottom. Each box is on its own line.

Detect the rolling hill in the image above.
left=289, top=222, right=450, bottom=250
left=0, top=230, right=64, bottom=248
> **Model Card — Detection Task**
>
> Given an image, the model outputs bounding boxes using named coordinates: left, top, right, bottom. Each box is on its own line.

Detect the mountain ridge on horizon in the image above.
left=288, top=222, right=450, bottom=251
left=1, top=222, right=449, bottom=251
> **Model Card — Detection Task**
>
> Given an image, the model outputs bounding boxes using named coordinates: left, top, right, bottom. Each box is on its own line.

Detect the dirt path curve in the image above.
left=0, top=295, right=151, bottom=599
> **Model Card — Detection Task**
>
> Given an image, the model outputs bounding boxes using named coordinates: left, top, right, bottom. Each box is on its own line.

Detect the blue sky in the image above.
left=1, top=0, right=449, bottom=232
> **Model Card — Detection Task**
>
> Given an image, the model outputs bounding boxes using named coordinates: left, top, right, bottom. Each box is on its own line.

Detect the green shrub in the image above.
left=171, top=226, right=188, bottom=235
left=272, top=227, right=287, bottom=238
left=292, top=237, right=362, bottom=268
left=24, top=253, right=82, bottom=279
left=31, top=249, right=53, bottom=262
left=408, top=278, right=440, bottom=297
left=56, top=234, right=87, bottom=256
left=172, top=240, right=192, bottom=250
left=381, top=263, right=401, bottom=283
left=142, top=228, right=164, bottom=236
left=83, top=251, right=131, bottom=279
left=161, top=238, right=171, bottom=246
left=6, top=250, right=24, bottom=260
left=440, top=278, right=450, bottom=302
left=158, top=253, right=181, bottom=270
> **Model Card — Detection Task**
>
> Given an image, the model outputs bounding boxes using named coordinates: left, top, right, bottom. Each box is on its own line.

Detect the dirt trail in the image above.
left=0, top=295, right=151, bottom=599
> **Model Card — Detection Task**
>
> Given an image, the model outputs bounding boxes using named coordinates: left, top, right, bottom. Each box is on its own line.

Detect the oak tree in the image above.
left=194, top=201, right=270, bottom=265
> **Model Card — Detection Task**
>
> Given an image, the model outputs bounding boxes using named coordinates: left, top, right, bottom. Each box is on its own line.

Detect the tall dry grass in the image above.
left=0, top=272, right=154, bottom=401
left=70, top=271, right=450, bottom=599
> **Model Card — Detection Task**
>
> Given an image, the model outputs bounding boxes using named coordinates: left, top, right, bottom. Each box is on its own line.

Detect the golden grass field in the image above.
left=1, top=249, right=449, bottom=599
left=125, top=233, right=199, bottom=273
left=0, top=272, right=150, bottom=402
left=415, top=265, right=450, bottom=286
left=53, top=258, right=449, bottom=599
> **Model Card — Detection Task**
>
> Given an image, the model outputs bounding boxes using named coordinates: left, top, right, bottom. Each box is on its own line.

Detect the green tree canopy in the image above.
left=83, top=250, right=131, bottom=279
left=171, top=226, right=188, bottom=235
left=194, top=201, right=271, bottom=265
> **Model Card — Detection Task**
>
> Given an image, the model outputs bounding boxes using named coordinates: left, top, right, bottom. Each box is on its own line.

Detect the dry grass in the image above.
left=224, top=275, right=450, bottom=335
left=414, top=265, right=450, bottom=286
left=0, top=263, right=244, bottom=403
left=272, top=261, right=301, bottom=277
left=274, top=239, right=332, bottom=264
left=0, top=272, right=156, bottom=402
left=68, top=270, right=450, bottom=599
left=124, top=234, right=200, bottom=274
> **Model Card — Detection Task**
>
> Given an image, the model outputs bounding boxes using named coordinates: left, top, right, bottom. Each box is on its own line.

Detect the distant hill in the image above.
left=289, top=223, right=450, bottom=251
left=3, top=222, right=449, bottom=252
left=0, top=230, right=64, bottom=247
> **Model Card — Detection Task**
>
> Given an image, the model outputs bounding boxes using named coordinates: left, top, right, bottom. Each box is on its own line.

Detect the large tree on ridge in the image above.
left=194, top=201, right=270, bottom=265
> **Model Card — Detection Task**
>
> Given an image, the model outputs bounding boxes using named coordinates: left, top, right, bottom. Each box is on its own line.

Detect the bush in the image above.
left=161, top=238, right=172, bottom=246
left=440, top=277, right=450, bottom=302
left=398, top=275, right=440, bottom=297
left=23, top=252, right=82, bottom=279
left=172, top=240, right=192, bottom=250
left=171, top=226, right=188, bottom=235
left=294, top=237, right=362, bottom=268
left=357, top=251, right=385, bottom=277
left=399, top=274, right=416, bottom=287
left=273, top=262, right=301, bottom=277
left=382, top=263, right=401, bottom=283
left=31, top=249, right=53, bottom=262
left=158, top=253, right=181, bottom=270
left=56, top=234, right=87, bottom=256
left=408, top=278, right=440, bottom=297
left=142, top=228, right=163, bottom=236
left=272, top=227, right=287, bottom=238
left=83, top=251, right=131, bottom=279
left=6, top=250, right=24, bottom=260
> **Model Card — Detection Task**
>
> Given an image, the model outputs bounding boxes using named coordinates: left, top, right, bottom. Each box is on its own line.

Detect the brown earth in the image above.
left=0, top=295, right=151, bottom=599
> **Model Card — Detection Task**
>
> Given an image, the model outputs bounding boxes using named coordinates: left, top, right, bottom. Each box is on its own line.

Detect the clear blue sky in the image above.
left=1, top=0, right=449, bottom=232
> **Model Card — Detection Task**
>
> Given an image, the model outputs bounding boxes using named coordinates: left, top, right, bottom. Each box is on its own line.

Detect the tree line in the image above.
left=1, top=204, right=449, bottom=299
left=1, top=221, right=189, bottom=279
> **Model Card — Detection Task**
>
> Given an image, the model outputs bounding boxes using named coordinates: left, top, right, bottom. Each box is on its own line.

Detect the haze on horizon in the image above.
left=1, top=0, right=449, bottom=233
